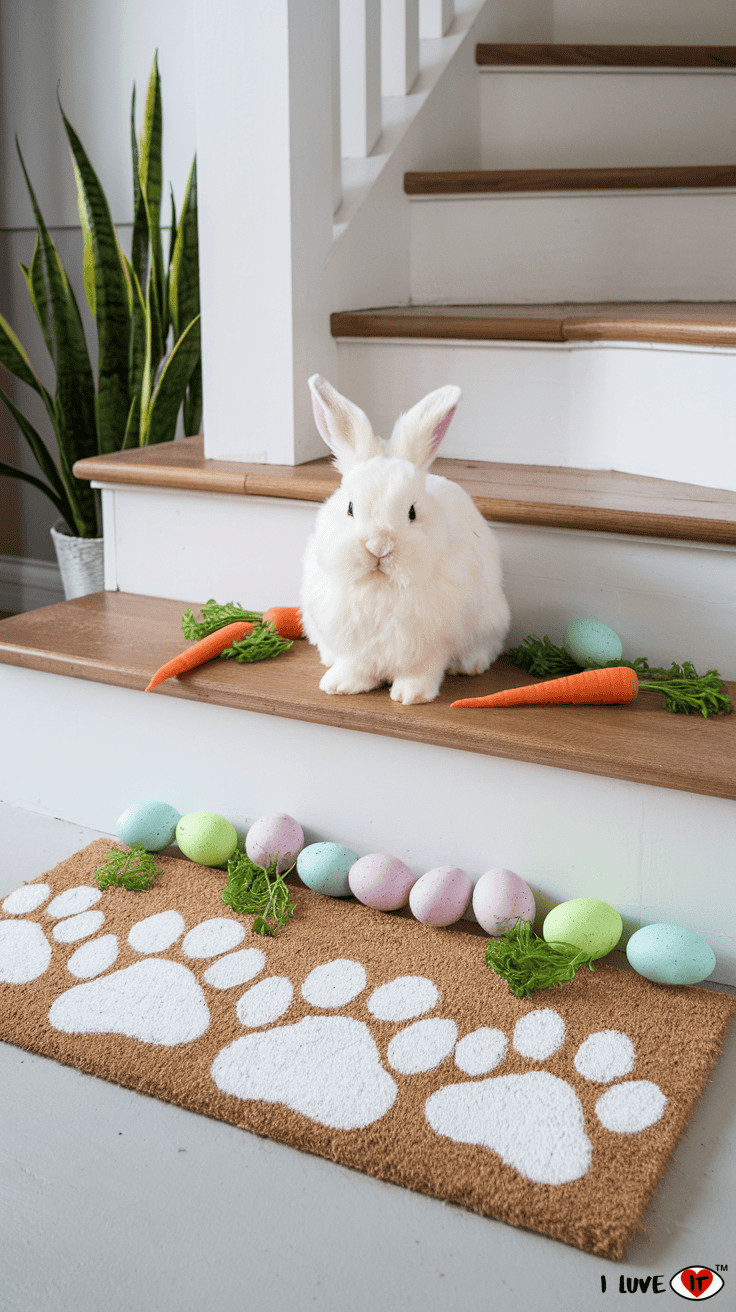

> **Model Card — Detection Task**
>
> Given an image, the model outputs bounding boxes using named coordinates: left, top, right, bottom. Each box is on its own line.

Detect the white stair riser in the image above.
left=409, top=191, right=736, bottom=302
left=479, top=70, right=736, bottom=170
left=336, top=337, right=736, bottom=490
left=3, top=664, right=734, bottom=984
left=99, top=485, right=736, bottom=678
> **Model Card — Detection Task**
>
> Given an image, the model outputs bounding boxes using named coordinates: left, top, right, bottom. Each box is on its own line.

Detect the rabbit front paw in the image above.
left=319, top=662, right=382, bottom=696
left=389, top=674, right=442, bottom=705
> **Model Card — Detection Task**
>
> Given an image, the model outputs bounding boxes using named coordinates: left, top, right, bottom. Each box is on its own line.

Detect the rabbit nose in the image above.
left=363, top=534, right=394, bottom=559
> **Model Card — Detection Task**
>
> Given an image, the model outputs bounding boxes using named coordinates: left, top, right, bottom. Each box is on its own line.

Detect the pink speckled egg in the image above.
left=472, top=868, right=535, bottom=937
left=409, top=866, right=472, bottom=927
left=348, top=854, right=417, bottom=910
left=245, top=813, right=304, bottom=872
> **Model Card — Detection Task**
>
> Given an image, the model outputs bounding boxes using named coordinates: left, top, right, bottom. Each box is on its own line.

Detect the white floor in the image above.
left=1, top=802, right=734, bottom=1312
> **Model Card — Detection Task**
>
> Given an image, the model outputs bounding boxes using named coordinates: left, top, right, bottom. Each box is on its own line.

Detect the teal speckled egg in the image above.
left=116, top=800, right=181, bottom=852
left=563, top=618, right=623, bottom=668
left=543, top=898, right=623, bottom=959
left=297, top=842, right=359, bottom=897
left=176, top=811, right=239, bottom=866
left=626, top=923, right=716, bottom=985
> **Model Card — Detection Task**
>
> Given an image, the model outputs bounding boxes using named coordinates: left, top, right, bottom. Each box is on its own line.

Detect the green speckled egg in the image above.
left=543, top=898, right=623, bottom=959
left=297, top=842, right=359, bottom=897
left=563, top=618, right=623, bottom=668
left=176, top=811, right=239, bottom=866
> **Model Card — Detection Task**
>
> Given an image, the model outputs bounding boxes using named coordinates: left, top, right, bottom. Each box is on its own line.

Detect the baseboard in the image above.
left=0, top=553, right=64, bottom=614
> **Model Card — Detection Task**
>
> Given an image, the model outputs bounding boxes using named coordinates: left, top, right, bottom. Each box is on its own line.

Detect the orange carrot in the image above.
left=451, top=665, right=639, bottom=709
left=145, top=622, right=254, bottom=692
left=262, top=605, right=304, bottom=639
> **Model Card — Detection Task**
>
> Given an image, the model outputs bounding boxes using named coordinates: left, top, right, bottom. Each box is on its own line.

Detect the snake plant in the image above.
left=0, top=53, right=201, bottom=538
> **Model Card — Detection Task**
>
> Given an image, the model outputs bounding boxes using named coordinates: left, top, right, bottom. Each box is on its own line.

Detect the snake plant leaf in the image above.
left=59, top=103, right=131, bottom=458
left=0, top=382, right=73, bottom=519
left=0, top=305, right=51, bottom=403
left=0, top=456, right=71, bottom=523
left=163, top=183, right=177, bottom=348
left=70, top=152, right=97, bottom=320
left=138, top=52, right=165, bottom=346
left=169, top=157, right=199, bottom=341
left=20, top=239, right=54, bottom=359
left=123, top=255, right=147, bottom=403
left=168, top=183, right=178, bottom=269
left=139, top=274, right=155, bottom=443
left=120, top=254, right=146, bottom=448
left=122, top=391, right=141, bottom=450
left=183, top=357, right=202, bottom=437
left=16, top=140, right=99, bottom=535
left=130, top=83, right=149, bottom=292
left=141, top=313, right=200, bottom=445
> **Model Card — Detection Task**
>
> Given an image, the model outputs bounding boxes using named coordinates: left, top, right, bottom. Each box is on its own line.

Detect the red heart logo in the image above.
left=680, top=1269, right=714, bottom=1297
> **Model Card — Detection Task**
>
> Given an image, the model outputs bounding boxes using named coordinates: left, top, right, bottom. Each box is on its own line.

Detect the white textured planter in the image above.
left=50, top=520, right=104, bottom=601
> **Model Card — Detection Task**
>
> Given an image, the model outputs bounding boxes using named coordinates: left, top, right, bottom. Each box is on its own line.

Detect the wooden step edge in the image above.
left=330, top=311, right=566, bottom=342
left=474, top=498, right=736, bottom=546
left=73, top=439, right=736, bottom=549
left=404, top=166, right=736, bottom=195
left=475, top=43, right=736, bottom=68
left=1, top=591, right=735, bottom=803
left=330, top=308, right=736, bottom=349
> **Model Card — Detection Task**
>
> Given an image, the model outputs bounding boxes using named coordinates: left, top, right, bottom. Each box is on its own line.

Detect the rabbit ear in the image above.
left=308, top=375, right=382, bottom=472
left=389, top=385, right=461, bottom=469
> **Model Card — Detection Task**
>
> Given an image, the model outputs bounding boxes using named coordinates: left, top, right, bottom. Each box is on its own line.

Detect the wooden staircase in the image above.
left=3, top=34, right=736, bottom=985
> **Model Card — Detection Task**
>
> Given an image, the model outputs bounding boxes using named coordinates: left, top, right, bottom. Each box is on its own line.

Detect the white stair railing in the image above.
left=193, top=0, right=460, bottom=466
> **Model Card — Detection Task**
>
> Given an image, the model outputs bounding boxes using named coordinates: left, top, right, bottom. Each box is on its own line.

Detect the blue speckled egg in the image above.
left=626, top=923, right=716, bottom=985
left=116, top=800, right=181, bottom=852
left=563, top=618, right=623, bottom=668
left=297, top=842, right=359, bottom=897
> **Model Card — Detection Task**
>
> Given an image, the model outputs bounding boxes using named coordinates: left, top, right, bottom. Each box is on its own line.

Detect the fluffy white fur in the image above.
left=300, top=376, right=511, bottom=705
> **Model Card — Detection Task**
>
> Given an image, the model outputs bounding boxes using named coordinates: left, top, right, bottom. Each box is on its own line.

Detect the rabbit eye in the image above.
left=347, top=501, right=353, bottom=517
left=408, top=504, right=416, bottom=521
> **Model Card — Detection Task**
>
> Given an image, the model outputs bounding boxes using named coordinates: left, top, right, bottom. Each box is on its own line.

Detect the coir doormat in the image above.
left=1, top=840, right=734, bottom=1261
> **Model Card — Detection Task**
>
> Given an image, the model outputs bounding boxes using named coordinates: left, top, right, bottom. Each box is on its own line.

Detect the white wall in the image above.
left=0, top=0, right=197, bottom=560
left=553, top=0, right=736, bottom=44
left=0, top=0, right=196, bottom=230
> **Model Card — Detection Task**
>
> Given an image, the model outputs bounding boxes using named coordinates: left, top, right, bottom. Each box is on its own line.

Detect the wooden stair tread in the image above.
left=476, top=44, right=736, bottom=68
left=331, top=301, right=736, bottom=347
left=404, top=166, right=736, bottom=195
left=73, top=436, right=736, bottom=548
left=1, top=592, right=734, bottom=802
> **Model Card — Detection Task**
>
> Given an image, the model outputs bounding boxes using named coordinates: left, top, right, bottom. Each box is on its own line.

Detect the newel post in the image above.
left=193, top=0, right=338, bottom=464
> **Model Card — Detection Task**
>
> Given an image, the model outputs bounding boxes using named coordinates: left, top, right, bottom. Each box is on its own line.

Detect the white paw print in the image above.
left=212, top=966, right=668, bottom=1182
left=426, top=1009, right=668, bottom=1184
left=211, top=963, right=444, bottom=1129
left=0, top=881, right=267, bottom=1047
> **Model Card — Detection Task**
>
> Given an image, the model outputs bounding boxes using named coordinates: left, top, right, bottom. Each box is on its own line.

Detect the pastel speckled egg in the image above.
left=297, top=842, right=358, bottom=897
left=472, top=868, right=536, bottom=937
left=246, top=813, right=304, bottom=872
left=176, top=811, right=239, bottom=866
left=563, top=618, right=623, bottom=668
left=348, top=854, right=417, bottom=911
left=409, top=866, right=472, bottom=927
left=543, top=898, right=622, bottom=959
left=116, top=800, right=181, bottom=852
left=626, top=923, right=716, bottom=985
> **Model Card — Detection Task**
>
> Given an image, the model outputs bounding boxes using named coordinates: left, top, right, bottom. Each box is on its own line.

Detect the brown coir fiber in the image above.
left=1, top=840, right=733, bottom=1261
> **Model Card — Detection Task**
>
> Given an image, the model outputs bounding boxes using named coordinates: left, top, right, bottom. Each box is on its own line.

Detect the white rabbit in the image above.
left=300, top=375, right=510, bottom=705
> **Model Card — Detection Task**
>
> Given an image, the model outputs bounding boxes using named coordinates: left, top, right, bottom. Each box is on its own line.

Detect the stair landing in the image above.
left=1, top=592, right=734, bottom=801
